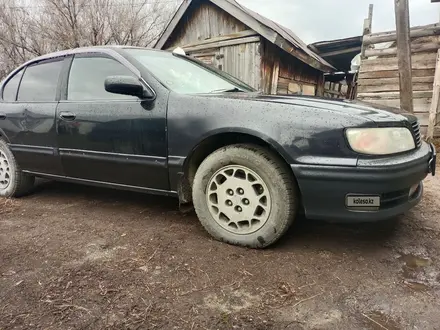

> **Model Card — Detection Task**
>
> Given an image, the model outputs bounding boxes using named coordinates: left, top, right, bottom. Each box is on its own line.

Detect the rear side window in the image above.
left=67, top=56, right=137, bottom=101
left=18, top=60, right=63, bottom=102
left=2, top=69, right=24, bottom=102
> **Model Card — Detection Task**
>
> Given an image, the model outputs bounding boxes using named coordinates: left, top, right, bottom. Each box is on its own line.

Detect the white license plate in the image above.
left=346, top=196, right=380, bottom=207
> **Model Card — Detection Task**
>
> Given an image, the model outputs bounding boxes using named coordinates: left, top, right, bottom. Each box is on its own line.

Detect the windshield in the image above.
left=124, top=49, right=255, bottom=94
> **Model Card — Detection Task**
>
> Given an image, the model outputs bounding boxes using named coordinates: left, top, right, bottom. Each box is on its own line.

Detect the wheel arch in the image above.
left=177, top=128, right=294, bottom=204
left=0, top=129, right=9, bottom=143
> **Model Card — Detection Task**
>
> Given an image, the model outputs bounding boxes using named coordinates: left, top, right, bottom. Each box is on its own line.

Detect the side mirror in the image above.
left=104, top=76, right=154, bottom=99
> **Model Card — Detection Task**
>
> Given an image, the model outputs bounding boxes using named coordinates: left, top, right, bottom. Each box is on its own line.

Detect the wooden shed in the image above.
left=154, top=0, right=334, bottom=96
left=309, top=36, right=363, bottom=99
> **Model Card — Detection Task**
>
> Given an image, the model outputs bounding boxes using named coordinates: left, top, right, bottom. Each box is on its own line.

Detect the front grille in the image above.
left=410, top=120, right=422, bottom=148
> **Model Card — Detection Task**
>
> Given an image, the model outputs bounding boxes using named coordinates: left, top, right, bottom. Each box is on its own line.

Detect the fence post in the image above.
left=395, top=0, right=414, bottom=113
left=360, top=4, right=374, bottom=59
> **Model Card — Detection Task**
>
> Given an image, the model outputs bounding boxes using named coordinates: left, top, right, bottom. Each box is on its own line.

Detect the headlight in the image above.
left=346, top=127, right=415, bottom=155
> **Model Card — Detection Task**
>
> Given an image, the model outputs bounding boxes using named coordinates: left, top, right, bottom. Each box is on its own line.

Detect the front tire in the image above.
left=0, top=139, right=35, bottom=198
left=192, top=144, right=298, bottom=248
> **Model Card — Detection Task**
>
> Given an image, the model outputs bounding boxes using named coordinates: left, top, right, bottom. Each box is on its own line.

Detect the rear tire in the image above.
left=192, top=144, right=298, bottom=248
left=0, top=139, right=35, bottom=198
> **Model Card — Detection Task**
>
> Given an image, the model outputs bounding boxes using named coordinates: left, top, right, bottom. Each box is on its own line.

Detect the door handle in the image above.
left=0, top=112, right=6, bottom=120
left=59, top=111, right=76, bottom=121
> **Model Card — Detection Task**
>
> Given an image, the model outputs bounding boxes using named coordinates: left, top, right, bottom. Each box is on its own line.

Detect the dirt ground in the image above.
left=1, top=162, right=440, bottom=330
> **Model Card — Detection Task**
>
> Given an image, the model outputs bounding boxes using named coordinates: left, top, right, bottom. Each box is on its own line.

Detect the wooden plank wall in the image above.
left=261, top=40, right=322, bottom=95
left=219, top=42, right=262, bottom=90
left=164, top=2, right=249, bottom=49
left=162, top=1, right=261, bottom=89
left=357, top=35, right=439, bottom=130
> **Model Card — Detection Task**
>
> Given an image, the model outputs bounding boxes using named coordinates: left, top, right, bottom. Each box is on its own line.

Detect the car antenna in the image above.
left=172, top=47, right=186, bottom=56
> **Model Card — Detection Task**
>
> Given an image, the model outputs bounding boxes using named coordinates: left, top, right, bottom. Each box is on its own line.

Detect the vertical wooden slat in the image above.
left=254, top=42, right=262, bottom=90
left=166, top=3, right=248, bottom=48
left=271, top=61, right=280, bottom=95
left=316, top=74, right=324, bottom=96
left=217, top=42, right=261, bottom=90
left=395, top=0, right=414, bottom=113
left=428, top=50, right=440, bottom=140
left=361, top=4, right=374, bottom=59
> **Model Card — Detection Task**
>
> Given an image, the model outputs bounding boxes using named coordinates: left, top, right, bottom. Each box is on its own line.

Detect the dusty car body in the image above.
left=0, top=46, right=436, bottom=248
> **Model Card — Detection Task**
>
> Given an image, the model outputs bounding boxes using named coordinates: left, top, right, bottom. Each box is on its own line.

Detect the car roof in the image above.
left=28, top=46, right=163, bottom=63
left=1, top=46, right=164, bottom=92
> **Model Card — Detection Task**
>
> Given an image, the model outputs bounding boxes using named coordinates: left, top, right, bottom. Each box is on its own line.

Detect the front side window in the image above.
left=2, top=68, right=24, bottom=102
left=18, top=60, right=63, bottom=102
left=68, top=56, right=137, bottom=101
left=124, top=49, right=254, bottom=94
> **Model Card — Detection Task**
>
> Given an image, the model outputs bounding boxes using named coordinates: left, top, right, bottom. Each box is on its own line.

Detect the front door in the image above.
left=56, top=53, right=168, bottom=191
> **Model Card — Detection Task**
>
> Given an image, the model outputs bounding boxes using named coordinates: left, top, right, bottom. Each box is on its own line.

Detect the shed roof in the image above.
left=309, top=35, right=363, bottom=72
left=154, top=0, right=335, bottom=72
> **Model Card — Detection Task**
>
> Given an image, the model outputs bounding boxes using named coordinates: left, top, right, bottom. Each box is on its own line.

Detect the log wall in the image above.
left=357, top=30, right=440, bottom=135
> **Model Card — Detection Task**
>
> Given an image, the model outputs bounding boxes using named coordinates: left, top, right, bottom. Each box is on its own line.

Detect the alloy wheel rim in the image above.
left=206, top=165, right=272, bottom=235
left=0, top=150, right=11, bottom=190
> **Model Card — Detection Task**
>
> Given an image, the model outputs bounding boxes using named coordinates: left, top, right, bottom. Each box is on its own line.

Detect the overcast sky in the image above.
left=236, top=0, right=439, bottom=44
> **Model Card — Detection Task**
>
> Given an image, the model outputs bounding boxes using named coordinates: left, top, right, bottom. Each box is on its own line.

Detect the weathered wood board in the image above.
left=357, top=36, right=439, bottom=134
left=219, top=42, right=262, bottom=90
left=359, top=53, right=437, bottom=73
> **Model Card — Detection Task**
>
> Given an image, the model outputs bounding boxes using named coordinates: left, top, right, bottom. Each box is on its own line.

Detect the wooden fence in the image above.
left=357, top=24, right=440, bottom=137
left=323, top=81, right=347, bottom=99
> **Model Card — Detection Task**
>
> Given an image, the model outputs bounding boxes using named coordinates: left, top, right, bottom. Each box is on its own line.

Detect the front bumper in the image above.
left=292, top=142, right=436, bottom=222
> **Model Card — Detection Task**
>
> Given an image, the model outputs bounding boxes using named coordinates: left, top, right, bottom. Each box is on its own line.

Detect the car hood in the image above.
left=204, top=93, right=411, bottom=124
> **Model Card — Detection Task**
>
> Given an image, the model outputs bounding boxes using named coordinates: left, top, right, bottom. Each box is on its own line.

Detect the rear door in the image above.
left=56, top=53, right=169, bottom=191
left=0, top=58, right=64, bottom=175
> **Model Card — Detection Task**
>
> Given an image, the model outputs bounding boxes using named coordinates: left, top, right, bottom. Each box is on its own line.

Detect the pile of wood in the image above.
left=357, top=23, right=440, bottom=137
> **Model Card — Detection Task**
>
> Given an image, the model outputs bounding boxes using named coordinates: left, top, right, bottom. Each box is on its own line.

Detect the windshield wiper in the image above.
left=209, top=87, right=244, bottom=93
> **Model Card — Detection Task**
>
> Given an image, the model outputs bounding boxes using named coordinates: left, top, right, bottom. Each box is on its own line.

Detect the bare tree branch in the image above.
left=0, top=0, right=179, bottom=79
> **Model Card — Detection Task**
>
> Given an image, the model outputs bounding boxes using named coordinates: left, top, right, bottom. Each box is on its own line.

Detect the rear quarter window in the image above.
left=2, top=69, right=24, bottom=102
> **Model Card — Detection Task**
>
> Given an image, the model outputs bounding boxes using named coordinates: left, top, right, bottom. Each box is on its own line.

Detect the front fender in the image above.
left=167, top=93, right=361, bottom=169
left=0, top=128, right=10, bottom=142
left=189, top=127, right=298, bottom=164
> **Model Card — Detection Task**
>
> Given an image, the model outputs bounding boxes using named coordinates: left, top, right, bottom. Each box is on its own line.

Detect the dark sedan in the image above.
left=0, top=46, right=436, bottom=248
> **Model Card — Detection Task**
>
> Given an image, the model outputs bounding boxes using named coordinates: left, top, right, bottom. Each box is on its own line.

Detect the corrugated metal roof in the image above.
left=155, top=0, right=335, bottom=72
